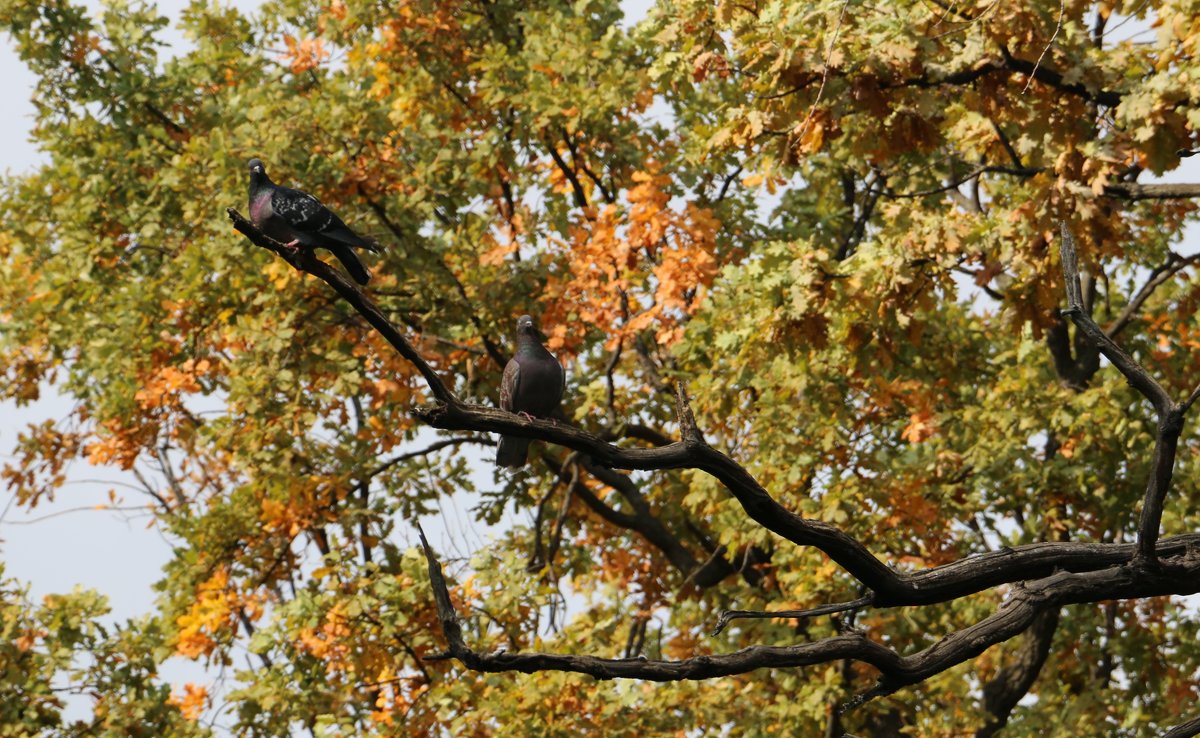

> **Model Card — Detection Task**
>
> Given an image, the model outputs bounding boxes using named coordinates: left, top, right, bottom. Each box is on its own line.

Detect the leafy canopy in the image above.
left=2, top=0, right=1200, bottom=735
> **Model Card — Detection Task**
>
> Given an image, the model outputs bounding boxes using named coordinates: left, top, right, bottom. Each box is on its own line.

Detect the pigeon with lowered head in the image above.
left=496, top=315, right=565, bottom=468
left=247, top=158, right=381, bottom=284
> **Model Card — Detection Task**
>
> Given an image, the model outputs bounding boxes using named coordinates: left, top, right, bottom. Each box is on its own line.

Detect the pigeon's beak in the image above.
left=251, top=165, right=263, bottom=174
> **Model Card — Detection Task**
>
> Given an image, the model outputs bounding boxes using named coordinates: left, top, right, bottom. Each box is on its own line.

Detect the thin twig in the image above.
left=1106, top=252, right=1200, bottom=338
left=792, top=0, right=851, bottom=152
left=712, top=595, right=874, bottom=635
left=1022, top=0, right=1066, bottom=94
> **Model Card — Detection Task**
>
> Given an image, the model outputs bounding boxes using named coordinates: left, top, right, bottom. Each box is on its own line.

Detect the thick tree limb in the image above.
left=1165, top=714, right=1200, bottom=738
left=234, top=205, right=1200, bottom=715
left=975, top=609, right=1060, bottom=738
left=1059, top=223, right=1187, bottom=562
left=621, top=423, right=673, bottom=447
left=420, top=528, right=1200, bottom=693
left=1046, top=313, right=1100, bottom=389
left=414, top=395, right=1200, bottom=602
left=232, top=209, right=1200, bottom=606
left=1103, top=182, right=1200, bottom=201
left=231, top=207, right=1200, bottom=633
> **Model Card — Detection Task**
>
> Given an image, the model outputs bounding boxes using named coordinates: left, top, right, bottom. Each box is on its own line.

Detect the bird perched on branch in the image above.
left=246, top=158, right=382, bottom=284
left=497, top=315, right=565, bottom=468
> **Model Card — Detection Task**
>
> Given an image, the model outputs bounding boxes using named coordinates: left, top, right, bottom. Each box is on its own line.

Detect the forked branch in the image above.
left=1058, top=223, right=1189, bottom=562
left=233, top=210, right=1200, bottom=700
left=419, top=528, right=1200, bottom=697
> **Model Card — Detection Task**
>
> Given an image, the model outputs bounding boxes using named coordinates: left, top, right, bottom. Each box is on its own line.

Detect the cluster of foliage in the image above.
left=2, top=0, right=1200, bottom=734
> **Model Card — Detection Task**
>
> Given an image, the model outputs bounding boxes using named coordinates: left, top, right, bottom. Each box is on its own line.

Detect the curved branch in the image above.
left=1059, top=223, right=1187, bottom=561
left=543, top=451, right=736, bottom=588
left=1165, top=714, right=1200, bottom=738
left=1106, top=252, right=1200, bottom=338
left=1059, top=224, right=1173, bottom=414
left=228, top=208, right=458, bottom=405
left=231, top=211, right=1200, bottom=608
left=976, top=608, right=1060, bottom=737
left=421, top=528, right=1200, bottom=696
left=546, top=140, right=589, bottom=208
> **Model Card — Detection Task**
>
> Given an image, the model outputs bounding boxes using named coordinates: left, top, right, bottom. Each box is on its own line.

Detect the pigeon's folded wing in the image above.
left=500, top=359, right=519, bottom=412
left=272, top=187, right=335, bottom=234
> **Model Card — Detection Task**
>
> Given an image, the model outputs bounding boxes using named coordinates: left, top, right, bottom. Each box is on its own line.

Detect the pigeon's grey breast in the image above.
left=510, top=351, right=564, bottom=417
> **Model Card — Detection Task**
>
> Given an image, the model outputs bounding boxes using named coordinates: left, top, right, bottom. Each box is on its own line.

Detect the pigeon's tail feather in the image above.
left=324, top=223, right=383, bottom=253
left=359, top=235, right=384, bottom=254
left=330, top=244, right=371, bottom=284
left=495, top=436, right=530, bottom=468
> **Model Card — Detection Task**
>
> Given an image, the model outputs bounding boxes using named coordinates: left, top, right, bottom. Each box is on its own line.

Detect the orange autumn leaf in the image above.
left=282, top=34, right=329, bottom=74
left=173, top=568, right=249, bottom=659
left=168, top=683, right=209, bottom=721
left=901, top=409, right=937, bottom=444
left=541, top=165, right=723, bottom=351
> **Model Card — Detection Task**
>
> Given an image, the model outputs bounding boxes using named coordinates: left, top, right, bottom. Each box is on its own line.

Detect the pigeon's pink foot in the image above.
left=517, top=411, right=538, bottom=422
left=281, top=239, right=302, bottom=254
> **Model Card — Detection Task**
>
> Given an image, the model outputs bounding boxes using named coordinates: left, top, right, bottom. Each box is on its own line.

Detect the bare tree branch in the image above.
left=1106, top=252, right=1200, bottom=339
left=1059, top=223, right=1187, bottom=562
left=232, top=208, right=1200, bottom=604
left=543, top=451, right=736, bottom=588
left=546, top=140, right=590, bottom=208
left=420, top=528, right=1200, bottom=696
left=975, top=609, right=1059, bottom=737
left=229, top=208, right=457, bottom=405
left=1165, top=714, right=1200, bottom=738
left=563, top=128, right=615, bottom=204
left=1058, top=224, right=1174, bottom=414
left=1103, top=182, right=1200, bottom=200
